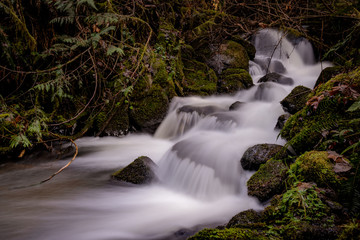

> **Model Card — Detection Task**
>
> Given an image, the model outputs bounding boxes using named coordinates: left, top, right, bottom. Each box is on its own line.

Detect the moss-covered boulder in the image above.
left=218, top=68, right=253, bottom=93
left=241, top=144, right=287, bottom=171
left=130, top=84, right=169, bottom=133
left=112, top=156, right=157, bottom=184
left=247, top=159, right=288, bottom=202
left=231, top=36, right=256, bottom=60
left=258, top=72, right=294, bottom=85
left=207, top=40, right=249, bottom=74
left=280, top=85, right=311, bottom=114
left=183, top=59, right=217, bottom=95
left=226, top=209, right=263, bottom=228
left=188, top=227, right=269, bottom=240
left=289, top=151, right=350, bottom=188
left=315, top=66, right=343, bottom=87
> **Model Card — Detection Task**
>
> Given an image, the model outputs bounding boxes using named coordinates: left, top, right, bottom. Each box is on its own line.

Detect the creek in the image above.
left=0, top=29, right=331, bottom=240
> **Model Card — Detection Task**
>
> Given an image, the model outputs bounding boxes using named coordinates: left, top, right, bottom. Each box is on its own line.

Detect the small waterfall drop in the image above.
left=0, top=29, right=332, bottom=240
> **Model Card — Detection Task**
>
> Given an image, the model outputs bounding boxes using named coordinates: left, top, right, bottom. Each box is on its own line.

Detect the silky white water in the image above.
left=0, top=29, right=331, bottom=240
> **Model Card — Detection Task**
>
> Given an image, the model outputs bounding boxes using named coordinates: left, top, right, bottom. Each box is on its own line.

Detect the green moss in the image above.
left=222, top=40, right=249, bottom=70
left=247, top=159, right=288, bottom=202
left=183, top=60, right=217, bottom=95
left=130, top=84, right=169, bottom=131
left=289, top=151, right=339, bottom=188
left=230, top=36, right=256, bottom=60
left=189, top=228, right=270, bottom=240
left=219, top=69, right=253, bottom=93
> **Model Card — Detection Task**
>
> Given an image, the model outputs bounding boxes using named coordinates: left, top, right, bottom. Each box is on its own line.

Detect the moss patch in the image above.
left=188, top=228, right=270, bottom=240
left=289, top=151, right=339, bottom=188
left=247, top=159, right=288, bottom=202
left=218, top=68, right=253, bottom=93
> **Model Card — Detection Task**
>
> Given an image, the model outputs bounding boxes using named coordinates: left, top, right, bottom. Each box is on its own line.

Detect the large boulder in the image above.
left=130, top=84, right=169, bottom=133
left=218, top=68, right=254, bottom=93
left=258, top=72, right=294, bottom=85
left=247, top=159, right=288, bottom=202
left=241, top=144, right=287, bottom=171
left=112, top=156, right=157, bottom=184
left=207, top=40, right=249, bottom=74
left=280, top=85, right=311, bottom=114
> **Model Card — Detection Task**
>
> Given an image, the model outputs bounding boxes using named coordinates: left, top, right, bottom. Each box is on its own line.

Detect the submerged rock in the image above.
left=241, top=144, right=287, bottom=171
left=177, top=105, right=223, bottom=116
left=229, top=101, right=243, bottom=111
left=247, top=159, right=288, bottom=202
left=280, top=85, right=311, bottom=114
left=112, top=156, right=157, bottom=184
left=258, top=72, right=294, bottom=85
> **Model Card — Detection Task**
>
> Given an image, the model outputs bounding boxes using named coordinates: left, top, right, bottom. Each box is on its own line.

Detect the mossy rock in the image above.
left=226, top=209, right=263, bottom=228
left=275, top=113, right=291, bottom=130
left=152, top=57, right=177, bottom=98
left=218, top=68, right=253, bottom=93
left=188, top=227, right=270, bottom=240
left=231, top=35, right=256, bottom=60
left=247, top=159, right=288, bottom=202
left=207, top=40, right=249, bottom=74
left=130, top=84, right=169, bottom=133
left=289, top=151, right=340, bottom=188
left=241, top=144, right=288, bottom=171
left=183, top=59, right=217, bottom=95
left=280, top=85, right=311, bottom=114
left=314, top=66, right=343, bottom=87
left=112, top=156, right=157, bottom=184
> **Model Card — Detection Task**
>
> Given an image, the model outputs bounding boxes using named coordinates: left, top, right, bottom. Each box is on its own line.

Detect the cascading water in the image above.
left=0, top=29, right=331, bottom=240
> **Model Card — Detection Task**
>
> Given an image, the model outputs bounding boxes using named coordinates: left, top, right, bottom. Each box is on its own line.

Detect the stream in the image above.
left=0, top=29, right=331, bottom=240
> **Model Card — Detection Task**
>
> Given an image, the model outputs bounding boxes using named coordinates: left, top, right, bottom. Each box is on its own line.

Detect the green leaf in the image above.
left=347, top=100, right=360, bottom=112
left=10, top=134, right=32, bottom=148
left=77, top=0, right=97, bottom=10
left=106, top=45, right=124, bottom=56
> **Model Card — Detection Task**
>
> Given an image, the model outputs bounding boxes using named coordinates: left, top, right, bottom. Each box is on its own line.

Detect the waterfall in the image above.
left=0, top=29, right=332, bottom=240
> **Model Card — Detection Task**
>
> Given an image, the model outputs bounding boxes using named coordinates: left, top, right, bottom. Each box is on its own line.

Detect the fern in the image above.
left=85, top=13, right=120, bottom=26
left=10, top=134, right=32, bottom=148
left=77, top=0, right=97, bottom=10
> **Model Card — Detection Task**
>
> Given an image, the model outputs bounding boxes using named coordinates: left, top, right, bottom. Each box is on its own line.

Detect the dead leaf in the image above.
left=18, top=149, right=25, bottom=158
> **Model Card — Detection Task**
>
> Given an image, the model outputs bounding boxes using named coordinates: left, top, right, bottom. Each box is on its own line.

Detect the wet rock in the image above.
left=207, top=40, right=249, bottom=74
left=247, top=159, right=288, bottom=202
left=280, top=85, right=311, bottom=114
left=315, top=66, right=343, bottom=87
left=275, top=113, right=291, bottom=130
left=258, top=72, right=294, bottom=85
left=112, top=156, right=157, bottom=184
left=229, top=101, right=243, bottom=111
left=226, top=209, right=262, bottom=228
left=231, top=36, right=256, bottom=60
left=241, top=144, right=287, bottom=171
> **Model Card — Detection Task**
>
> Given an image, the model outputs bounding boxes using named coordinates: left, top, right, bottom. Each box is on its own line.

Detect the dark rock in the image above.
left=112, top=156, right=157, bottom=184
left=241, top=144, right=287, bottom=171
left=280, top=85, right=311, bottom=114
left=315, top=66, right=343, bottom=87
left=226, top=209, right=262, bottom=228
left=275, top=113, right=291, bottom=130
left=229, top=101, right=243, bottom=111
left=258, top=72, right=294, bottom=85
left=247, top=159, right=288, bottom=202
left=207, top=40, right=249, bottom=74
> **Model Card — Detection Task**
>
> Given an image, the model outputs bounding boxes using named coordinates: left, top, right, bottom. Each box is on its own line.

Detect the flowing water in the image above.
left=0, top=29, right=331, bottom=240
